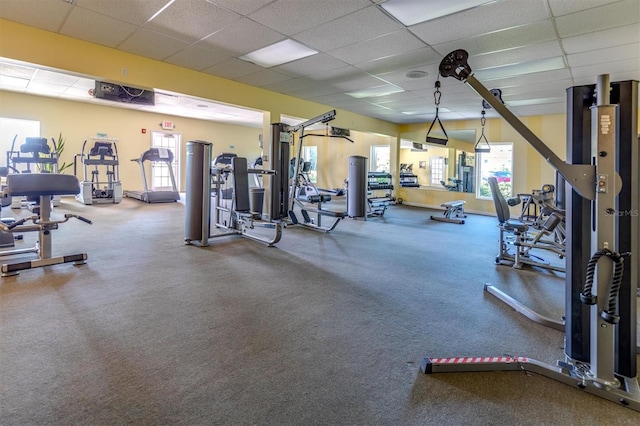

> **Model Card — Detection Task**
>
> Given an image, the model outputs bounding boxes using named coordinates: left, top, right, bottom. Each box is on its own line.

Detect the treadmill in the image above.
left=124, top=148, right=180, bottom=203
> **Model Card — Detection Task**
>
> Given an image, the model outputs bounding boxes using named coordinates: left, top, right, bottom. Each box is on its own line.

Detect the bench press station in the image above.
left=0, top=173, right=91, bottom=276
left=430, top=200, right=466, bottom=224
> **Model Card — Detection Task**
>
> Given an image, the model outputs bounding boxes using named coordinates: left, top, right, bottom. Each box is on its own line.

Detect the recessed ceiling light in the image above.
left=346, top=85, right=405, bottom=98
left=240, top=39, right=318, bottom=68
left=405, top=70, right=427, bottom=79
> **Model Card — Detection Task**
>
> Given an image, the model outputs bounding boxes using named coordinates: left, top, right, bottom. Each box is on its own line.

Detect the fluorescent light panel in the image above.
left=346, top=85, right=405, bottom=98
left=507, top=97, right=565, bottom=106
left=380, top=0, right=495, bottom=26
left=240, top=39, right=318, bottom=68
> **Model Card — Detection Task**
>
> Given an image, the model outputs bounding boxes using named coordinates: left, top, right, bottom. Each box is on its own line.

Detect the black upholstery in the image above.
left=488, top=176, right=527, bottom=232
left=20, top=137, right=50, bottom=155
left=6, top=174, right=81, bottom=197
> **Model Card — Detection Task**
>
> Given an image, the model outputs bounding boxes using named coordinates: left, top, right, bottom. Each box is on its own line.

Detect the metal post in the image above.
left=589, top=101, right=619, bottom=386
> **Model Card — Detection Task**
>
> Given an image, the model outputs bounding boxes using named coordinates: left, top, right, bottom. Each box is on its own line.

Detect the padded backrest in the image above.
left=6, top=173, right=80, bottom=197
left=89, top=142, right=114, bottom=159
left=232, top=157, right=250, bottom=212
left=21, top=137, right=50, bottom=155
left=488, top=176, right=510, bottom=223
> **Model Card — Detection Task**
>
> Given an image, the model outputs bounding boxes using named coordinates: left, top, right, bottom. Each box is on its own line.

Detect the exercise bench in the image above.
left=430, top=200, right=466, bottom=224
left=1, top=173, right=92, bottom=276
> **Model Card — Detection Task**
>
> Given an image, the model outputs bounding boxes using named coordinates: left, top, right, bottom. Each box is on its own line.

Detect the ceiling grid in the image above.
left=0, top=0, right=637, bottom=125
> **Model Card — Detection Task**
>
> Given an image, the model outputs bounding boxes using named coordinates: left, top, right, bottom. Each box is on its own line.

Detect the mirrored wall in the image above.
left=398, top=129, right=476, bottom=193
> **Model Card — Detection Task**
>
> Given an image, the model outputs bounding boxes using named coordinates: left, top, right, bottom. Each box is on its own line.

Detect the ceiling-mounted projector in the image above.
left=93, top=81, right=155, bottom=105
left=329, top=126, right=350, bottom=137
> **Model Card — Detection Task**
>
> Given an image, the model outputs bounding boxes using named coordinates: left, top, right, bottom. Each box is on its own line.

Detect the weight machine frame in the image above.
left=184, top=140, right=282, bottom=247
left=271, top=110, right=349, bottom=232
left=422, top=49, right=639, bottom=411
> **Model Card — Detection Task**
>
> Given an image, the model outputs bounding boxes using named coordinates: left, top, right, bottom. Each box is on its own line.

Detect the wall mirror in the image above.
left=399, top=129, right=476, bottom=193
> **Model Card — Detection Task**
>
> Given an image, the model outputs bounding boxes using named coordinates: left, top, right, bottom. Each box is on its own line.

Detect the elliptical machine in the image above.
left=74, top=139, right=122, bottom=204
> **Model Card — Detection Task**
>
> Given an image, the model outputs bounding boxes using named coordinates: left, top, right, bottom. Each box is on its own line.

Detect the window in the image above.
left=371, top=145, right=390, bottom=172
left=0, top=117, right=40, bottom=158
left=476, top=143, right=513, bottom=199
left=429, top=156, right=446, bottom=186
left=151, top=131, right=180, bottom=190
left=302, top=145, right=317, bottom=183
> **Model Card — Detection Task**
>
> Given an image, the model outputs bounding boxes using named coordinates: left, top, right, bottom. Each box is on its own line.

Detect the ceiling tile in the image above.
left=327, top=30, right=426, bottom=64
left=432, top=20, right=558, bottom=57
left=561, top=24, right=640, bottom=54
left=409, top=0, right=550, bottom=46
left=206, top=0, right=273, bottom=15
left=75, top=0, right=170, bottom=26
left=263, top=77, right=320, bottom=94
left=0, top=0, right=72, bottom=32
left=118, top=28, right=190, bottom=60
left=2, top=0, right=637, bottom=125
left=61, top=7, right=137, bottom=48
left=164, top=45, right=232, bottom=71
left=511, top=102, right=566, bottom=116
left=145, top=0, right=241, bottom=43
left=375, top=68, right=434, bottom=91
left=248, top=0, right=371, bottom=36
left=333, top=74, right=390, bottom=92
left=288, top=84, right=343, bottom=99
left=554, top=0, right=640, bottom=38
left=567, top=43, right=640, bottom=68
left=356, top=47, right=441, bottom=75
left=199, top=18, right=285, bottom=55
left=273, top=54, right=349, bottom=77
left=234, top=70, right=293, bottom=87
left=294, top=5, right=402, bottom=51
left=548, top=0, right=624, bottom=16
left=306, top=92, right=359, bottom=105
left=470, top=41, right=564, bottom=70
left=468, top=69, right=573, bottom=90
left=202, top=58, right=264, bottom=80
left=571, top=58, right=640, bottom=78
left=0, top=61, right=37, bottom=79
left=32, top=69, right=81, bottom=86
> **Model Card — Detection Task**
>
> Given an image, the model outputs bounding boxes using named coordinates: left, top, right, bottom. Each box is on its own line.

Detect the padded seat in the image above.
left=504, top=218, right=528, bottom=233
left=5, top=173, right=80, bottom=197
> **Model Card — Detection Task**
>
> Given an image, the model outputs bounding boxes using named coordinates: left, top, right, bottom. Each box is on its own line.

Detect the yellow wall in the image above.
left=0, top=91, right=262, bottom=191
left=0, top=19, right=397, bottom=138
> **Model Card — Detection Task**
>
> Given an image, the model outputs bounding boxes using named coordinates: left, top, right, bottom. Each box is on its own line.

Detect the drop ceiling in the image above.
left=0, top=0, right=638, bottom=127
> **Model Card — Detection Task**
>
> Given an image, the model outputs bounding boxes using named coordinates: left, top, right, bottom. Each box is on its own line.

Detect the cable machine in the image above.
left=184, top=140, right=282, bottom=247
left=422, top=49, right=639, bottom=411
left=269, top=110, right=358, bottom=232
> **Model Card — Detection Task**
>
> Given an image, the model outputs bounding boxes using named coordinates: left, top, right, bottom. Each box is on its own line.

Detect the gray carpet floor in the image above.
left=1, top=197, right=638, bottom=425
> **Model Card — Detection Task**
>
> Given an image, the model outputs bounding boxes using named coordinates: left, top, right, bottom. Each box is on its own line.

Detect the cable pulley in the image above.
left=426, top=80, right=448, bottom=145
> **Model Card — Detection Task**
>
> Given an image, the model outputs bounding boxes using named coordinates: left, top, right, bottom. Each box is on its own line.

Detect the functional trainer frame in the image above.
left=271, top=110, right=352, bottom=232
left=422, top=49, right=639, bottom=411
left=184, top=140, right=282, bottom=247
